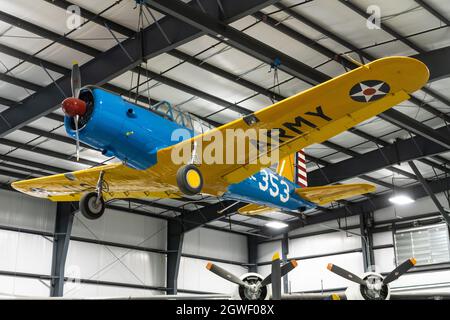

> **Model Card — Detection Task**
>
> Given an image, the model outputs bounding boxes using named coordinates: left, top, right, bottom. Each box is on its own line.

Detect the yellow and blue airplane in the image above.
left=11, top=57, right=429, bottom=219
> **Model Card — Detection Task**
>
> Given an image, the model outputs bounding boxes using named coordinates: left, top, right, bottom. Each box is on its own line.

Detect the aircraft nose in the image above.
left=62, top=97, right=86, bottom=117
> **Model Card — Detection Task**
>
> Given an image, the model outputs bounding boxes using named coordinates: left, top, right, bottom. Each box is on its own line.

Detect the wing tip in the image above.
left=370, top=56, right=430, bottom=92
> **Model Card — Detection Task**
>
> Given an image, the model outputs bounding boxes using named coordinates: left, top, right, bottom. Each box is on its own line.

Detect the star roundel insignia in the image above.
left=349, top=80, right=391, bottom=103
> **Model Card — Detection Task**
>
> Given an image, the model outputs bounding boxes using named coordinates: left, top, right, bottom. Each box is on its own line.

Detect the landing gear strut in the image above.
left=79, top=171, right=105, bottom=220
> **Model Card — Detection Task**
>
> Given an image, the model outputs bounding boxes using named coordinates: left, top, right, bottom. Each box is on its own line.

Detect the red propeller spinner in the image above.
left=62, top=97, right=86, bottom=117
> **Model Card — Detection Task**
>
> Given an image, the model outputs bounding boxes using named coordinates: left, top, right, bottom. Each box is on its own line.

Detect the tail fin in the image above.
left=276, top=150, right=307, bottom=188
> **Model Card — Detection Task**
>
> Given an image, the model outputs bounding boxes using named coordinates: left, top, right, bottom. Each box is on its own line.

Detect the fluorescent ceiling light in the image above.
left=265, top=221, right=288, bottom=229
left=389, top=195, right=415, bottom=205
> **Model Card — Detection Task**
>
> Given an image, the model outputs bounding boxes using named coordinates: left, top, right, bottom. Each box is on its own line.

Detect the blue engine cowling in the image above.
left=64, top=86, right=185, bottom=170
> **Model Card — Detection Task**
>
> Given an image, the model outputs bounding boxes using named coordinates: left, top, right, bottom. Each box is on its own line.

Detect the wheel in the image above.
left=79, top=192, right=105, bottom=220
left=176, top=164, right=203, bottom=196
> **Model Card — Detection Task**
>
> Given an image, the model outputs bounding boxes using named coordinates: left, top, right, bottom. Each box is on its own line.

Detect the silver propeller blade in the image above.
left=206, top=263, right=247, bottom=287
left=71, top=61, right=81, bottom=98
left=383, top=258, right=416, bottom=285
left=260, top=258, right=298, bottom=287
left=327, top=263, right=366, bottom=286
left=74, top=115, right=80, bottom=161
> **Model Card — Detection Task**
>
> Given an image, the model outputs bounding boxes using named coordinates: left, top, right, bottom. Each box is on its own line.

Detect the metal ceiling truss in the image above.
left=308, top=126, right=450, bottom=186
left=273, top=2, right=450, bottom=111
left=414, top=0, right=450, bottom=25
left=146, top=0, right=450, bottom=160
left=263, top=175, right=450, bottom=237
left=0, top=0, right=279, bottom=137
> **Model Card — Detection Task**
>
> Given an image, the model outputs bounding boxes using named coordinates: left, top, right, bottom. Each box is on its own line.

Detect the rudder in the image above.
left=276, top=150, right=307, bottom=188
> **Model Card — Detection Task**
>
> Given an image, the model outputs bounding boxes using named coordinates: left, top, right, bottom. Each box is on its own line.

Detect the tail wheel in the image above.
left=80, top=192, right=105, bottom=220
left=176, top=164, right=203, bottom=196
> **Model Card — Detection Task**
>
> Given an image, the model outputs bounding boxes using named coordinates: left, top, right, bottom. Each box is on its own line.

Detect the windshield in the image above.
left=151, top=100, right=215, bottom=134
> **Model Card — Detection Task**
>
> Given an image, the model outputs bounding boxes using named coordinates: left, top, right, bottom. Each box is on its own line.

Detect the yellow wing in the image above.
left=237, top=203, right=272, bottom=216
left=295, top=184, right=376, bottom=206
left=11, top=162, right=182, bottom=202
left=154, top=56, right=429, bottom=195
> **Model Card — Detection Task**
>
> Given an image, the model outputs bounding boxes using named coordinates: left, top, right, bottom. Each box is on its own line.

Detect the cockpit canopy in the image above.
left=150, top=100, right=215, bottom=134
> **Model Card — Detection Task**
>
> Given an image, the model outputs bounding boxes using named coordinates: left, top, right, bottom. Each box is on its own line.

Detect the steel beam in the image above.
left=0, top=43, right=68, bottom=75
left=0, top=96, right=15, bottom=107
left=0, top=72, right=42, bottom=91
left=0, top=10, right=101, bottom=56
left=155, top=2, right=450, bottom=176
left=0, top=0, right=278, bottom=137
left=166, top=219, right=184, bottom=295
left=44, top=0, right=135, bottom=37
left=0, top=138, right=98, bottom=167
left=281, top=176, right=450, bottom=236
left=168, top=49, right=284, bottom=102
left=50, top=202, right=76, bottom=297
left=0, top=154, right=65, bottom=174
left=359, top=214, right=373, bottom=272
left=349, top=127, right=450, bottom=172
left=247, top=235, right=258, bottom=273
left=259, top=6, right=450, bottom=148
left=272, top=2, right=450, bottom=141
left=308, top=126, right=450, bottom=186
left=145, top=70, right=252, bottom=115
left=337, top=0, right=450, bottom=82
left=0, top=168, right=29, bottom=180
left=380, top=109, right=450, bottom=149
left=281, top=233, right=289, bottom=293
left=146, top=0, right=328, bottom=85
left=253, top=10, right=356, bottom=70
left=0, top=42, right=158, bottom=108
left=337, top=0, right=424, bottom=53
left=408, top=160, right=450, bottom=226
left=174, top=200, right=246, bottom=233
left=412, top=45, right=450, bottom=82
left=414, top=0, right=450, bottom=27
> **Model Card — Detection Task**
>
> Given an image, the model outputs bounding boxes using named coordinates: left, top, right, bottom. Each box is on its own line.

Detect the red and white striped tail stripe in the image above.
left=295, top=150, right=307, bottom=188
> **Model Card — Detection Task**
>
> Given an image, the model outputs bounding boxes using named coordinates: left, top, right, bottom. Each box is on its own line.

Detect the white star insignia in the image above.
left=351, top=82, right=388, bottom=102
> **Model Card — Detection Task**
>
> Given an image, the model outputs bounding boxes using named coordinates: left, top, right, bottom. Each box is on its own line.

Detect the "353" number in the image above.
left=258, top=170, right=290, bottom=203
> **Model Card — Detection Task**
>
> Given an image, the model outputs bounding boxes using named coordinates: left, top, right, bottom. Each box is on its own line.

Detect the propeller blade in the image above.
left=324, top=293, right=344, bottom=300
left=71, top=61, right=81, bottom=98
left=281, top=259, right=298, bottom=275
left=327, top=263, right=366, bottom=286
left=271, top=252, right=281, bottom=300
left=206, top=263, right=247, bottom=287
left=260, top=258, right=298, bottom=288
left=383, top=258, right=416, bottom=285
left=74, top=115, right=80, bottom=161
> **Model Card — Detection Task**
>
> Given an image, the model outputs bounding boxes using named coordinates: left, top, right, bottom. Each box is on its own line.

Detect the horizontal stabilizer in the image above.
left=295, top=184, right=375, bottom=205
left=238, top=203, right=273, bottom=215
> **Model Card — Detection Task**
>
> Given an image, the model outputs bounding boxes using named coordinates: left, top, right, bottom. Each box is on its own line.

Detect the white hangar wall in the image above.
left=63, top=208, right=168, bottom=298
left=1, top=185, right=450, bottom=298
left=178, top=228, right=249, bottom=294
left=257, top=193, right=450, bottom=295
left=0, top=189, right=55, bottom=297
left=0, top=188, right=250, bottom=298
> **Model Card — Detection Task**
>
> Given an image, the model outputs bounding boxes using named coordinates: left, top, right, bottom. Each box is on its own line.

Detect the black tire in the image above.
left=176, top=164, right=203, bottom=196
left=79, top=192, right=105, bottom=220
